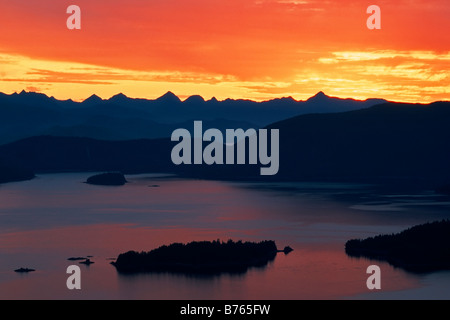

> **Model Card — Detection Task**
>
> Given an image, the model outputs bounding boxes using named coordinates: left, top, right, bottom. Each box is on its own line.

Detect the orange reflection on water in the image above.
left=0, top=224, right=422, bottom=299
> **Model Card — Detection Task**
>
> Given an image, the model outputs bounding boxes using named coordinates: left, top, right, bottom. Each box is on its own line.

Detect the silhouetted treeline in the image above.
left=112, top=240, right=279, bottom=274
left=345, top=220, right=450, bottom=273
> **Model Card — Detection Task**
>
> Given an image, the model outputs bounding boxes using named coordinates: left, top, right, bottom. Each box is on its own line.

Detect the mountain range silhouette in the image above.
left=0, top=91, right=449, bottom=188
left=0, top=90, right=385, bottom=144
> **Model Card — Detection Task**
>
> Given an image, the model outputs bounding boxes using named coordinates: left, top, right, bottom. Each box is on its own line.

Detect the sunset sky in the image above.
left=0, top=0, right=449, bottom=102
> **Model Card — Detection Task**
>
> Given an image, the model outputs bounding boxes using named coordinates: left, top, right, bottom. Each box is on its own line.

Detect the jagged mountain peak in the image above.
left=307, top=91, right=330, bottom=102
left=82, top=94, right=103, bottom=104
left=157, top=91, right=181, bottom=103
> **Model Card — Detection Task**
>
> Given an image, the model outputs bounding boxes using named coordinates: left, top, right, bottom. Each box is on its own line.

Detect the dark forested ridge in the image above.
left=0, top=136, right=175, bottom=174
left=265, top=101, right=450, bottom=186
left=345, top=220, right=450, bottom=273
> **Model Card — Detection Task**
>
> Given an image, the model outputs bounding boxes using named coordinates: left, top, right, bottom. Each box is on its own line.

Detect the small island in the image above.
left=278, top=246, right=293, bottom=254
left=112, top=240, right=285, bottom=274
left=345, top=220, right=450, bottom=273
left=85, top=172, right=127, bottom=186
left=14, top=268, right=35, bottom=273
left=79, top=258, right=94, bottom=265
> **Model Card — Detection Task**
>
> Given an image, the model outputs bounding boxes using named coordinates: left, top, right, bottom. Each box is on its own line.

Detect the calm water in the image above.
left=0, top=173, right=449, bottom=300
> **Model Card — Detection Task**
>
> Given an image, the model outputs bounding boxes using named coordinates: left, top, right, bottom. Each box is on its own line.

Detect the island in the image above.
left=67, top=256, right=87, bottom=261
left=345, top=220, right=450, bottom=273
left=278, top=246, right=293, bottom=254
left=79, top=258, right=94, bottom=265
left=85, top=172, right=127, bottom=186
left=14, top=268, right=35, bottom=273
left=111, top=240, right=286, bottom=274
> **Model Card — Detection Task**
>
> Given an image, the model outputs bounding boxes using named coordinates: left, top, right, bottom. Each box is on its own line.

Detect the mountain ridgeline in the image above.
left=0, top=90, right=449, bottom=187
left=0, top=90, right=385, bottom=144
left=266, top=101, right=450, bottom=185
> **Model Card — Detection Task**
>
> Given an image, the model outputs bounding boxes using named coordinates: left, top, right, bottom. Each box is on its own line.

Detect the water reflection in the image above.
left=0, top=173, right=449, bottom=299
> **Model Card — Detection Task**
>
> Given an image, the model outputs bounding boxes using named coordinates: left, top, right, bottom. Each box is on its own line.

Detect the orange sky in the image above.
left=0, top=0, right=449, bottom=102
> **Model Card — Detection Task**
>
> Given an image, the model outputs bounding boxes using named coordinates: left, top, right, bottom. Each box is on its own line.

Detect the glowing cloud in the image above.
left=0, top=0, right=448, bottom=102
